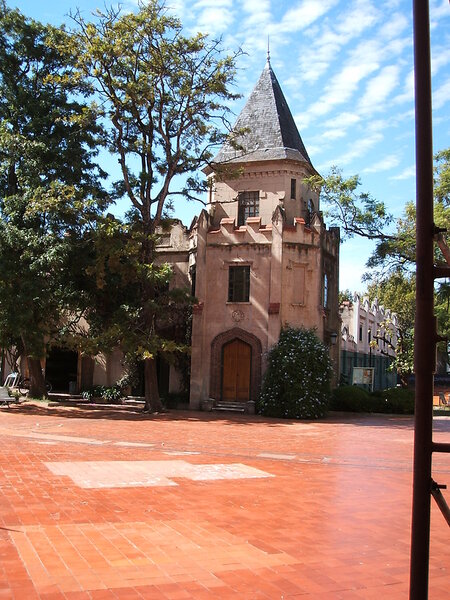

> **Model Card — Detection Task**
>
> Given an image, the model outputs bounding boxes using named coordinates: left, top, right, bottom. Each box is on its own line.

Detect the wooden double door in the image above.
left=222, top=339, right=251, bottom=402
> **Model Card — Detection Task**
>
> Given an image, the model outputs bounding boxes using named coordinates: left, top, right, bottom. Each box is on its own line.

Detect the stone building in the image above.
left=186, top=59, right=340, bottom=410
left=340, top=294, right=398, bottom=390
left=4, top=60, right=341, bottom=408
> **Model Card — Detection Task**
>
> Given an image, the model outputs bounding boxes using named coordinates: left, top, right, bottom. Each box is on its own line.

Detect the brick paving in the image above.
left=0, top=402, right=448, bottom=599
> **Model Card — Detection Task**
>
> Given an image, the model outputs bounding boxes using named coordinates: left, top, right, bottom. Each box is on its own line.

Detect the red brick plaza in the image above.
left=0, top=402, right=448, bottom=599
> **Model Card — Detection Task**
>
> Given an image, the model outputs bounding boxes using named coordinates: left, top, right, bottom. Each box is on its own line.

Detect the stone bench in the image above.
left=0, top=386, right=20, bottom=408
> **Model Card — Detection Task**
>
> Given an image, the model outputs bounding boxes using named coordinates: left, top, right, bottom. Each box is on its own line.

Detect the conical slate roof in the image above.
left=213, top=60, right=313, bottom=167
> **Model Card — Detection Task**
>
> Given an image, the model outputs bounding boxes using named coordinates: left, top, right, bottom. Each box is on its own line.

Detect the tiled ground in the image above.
left=0, top=402, right=448, bottom=599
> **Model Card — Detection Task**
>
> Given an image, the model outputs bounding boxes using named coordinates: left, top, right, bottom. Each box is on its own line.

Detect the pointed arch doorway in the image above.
left=222, top=339, right=251, bottom=402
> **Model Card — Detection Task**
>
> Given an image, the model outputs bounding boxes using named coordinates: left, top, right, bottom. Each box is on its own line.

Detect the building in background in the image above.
left=340, top=294, right=398, bottom=391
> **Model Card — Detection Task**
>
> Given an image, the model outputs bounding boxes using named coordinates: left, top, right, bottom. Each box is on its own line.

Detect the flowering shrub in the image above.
left=258, top=326, right=332, bottom=419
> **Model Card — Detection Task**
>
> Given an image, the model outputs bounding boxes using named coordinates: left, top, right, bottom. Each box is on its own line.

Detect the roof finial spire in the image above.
left=267, top=35, right=271, bottom=65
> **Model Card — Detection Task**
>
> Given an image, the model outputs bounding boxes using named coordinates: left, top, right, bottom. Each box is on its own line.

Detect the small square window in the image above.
left=228, top=266, right=250, bottom=302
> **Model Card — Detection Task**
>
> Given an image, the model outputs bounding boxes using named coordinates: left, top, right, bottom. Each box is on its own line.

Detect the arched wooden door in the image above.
left=222, top=339, right=251, bottom=402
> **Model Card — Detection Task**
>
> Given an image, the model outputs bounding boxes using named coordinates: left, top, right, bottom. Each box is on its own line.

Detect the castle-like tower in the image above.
left=188, top=60, right=340, bottom=410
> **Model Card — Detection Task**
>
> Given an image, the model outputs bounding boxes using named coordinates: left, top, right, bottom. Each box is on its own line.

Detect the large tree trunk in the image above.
left=27, top=356, right=47, bottom=398
left=144, top=356, right=163, bottom=412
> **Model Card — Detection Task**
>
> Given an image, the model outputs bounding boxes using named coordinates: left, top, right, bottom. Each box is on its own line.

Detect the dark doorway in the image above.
left=45, top=348, right=78, bottom=392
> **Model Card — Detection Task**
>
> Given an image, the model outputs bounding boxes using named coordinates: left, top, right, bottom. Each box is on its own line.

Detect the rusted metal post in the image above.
left=409, top=0, right=435, bottom=598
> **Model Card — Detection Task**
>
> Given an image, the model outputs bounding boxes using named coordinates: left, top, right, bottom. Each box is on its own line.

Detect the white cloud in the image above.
left=196, top=9, right=235, bottom=34
left=278, top=0, right=339, bottom=34
left=430, top=0, right=450, bottom=29
left=332, top=132, right=384, bottom=166
left=358, top=65, right=400, bottom=114
left=319, top=128, right=347, bottom=141
left=240, top=0, right=271, bottom=27
left=324, top=112, right=361, bottom=129
left=379, top=12, right=409, bottom=40
left=307, top=61, right=379, bottom=119
left=362, top=154, right=401, bottom=173
left=298, top=0, right=380, bottom=83
left=431, top=46, right=450, bottom=77
left=433, top=77, right=450, bottom=110
left=335, top=0, right=380, bottom=38
left=240, top=0, right=271, bottom=13
left=393, top=69, right=415, bottom=105
left=390, top=165, right=416, bottom=180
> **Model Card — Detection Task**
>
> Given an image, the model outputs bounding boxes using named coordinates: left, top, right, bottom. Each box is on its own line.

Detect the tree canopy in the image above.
left=0, top=2, right=106, bottom=396
left=51, top=0, right=243, bottom=411
left=324, top=148, right=450, bottom=378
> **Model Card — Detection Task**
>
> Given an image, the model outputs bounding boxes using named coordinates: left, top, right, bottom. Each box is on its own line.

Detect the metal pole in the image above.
left=409, top=0, right=435, bottom=598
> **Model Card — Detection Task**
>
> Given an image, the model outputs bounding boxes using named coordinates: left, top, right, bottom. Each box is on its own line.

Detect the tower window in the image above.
left=290, top=178, right=296, bottom=199
left=190, top=264, right=196, bottom=297
left=323, top=273, right=329, bottom=308
left=238, top=191, right=259, bottom=226
left=228, top=266, right=250, bottom=302
left=306, top=199, right=314, bottom=225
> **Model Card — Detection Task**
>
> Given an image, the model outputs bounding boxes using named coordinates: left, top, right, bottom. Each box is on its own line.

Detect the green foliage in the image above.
left=304, top=166, right=393, bottom=241
left=330, top=385, right=372, bottom=412
left=331, top=385, right=414, bottom=414
left=338, top=289, right=354, bottom=303
left=48, top=0, right=242, bottom=411
left=0, top=3, right=106, bottom=395
left=258, top=327, right=332, bottom=419
left=365, top=149, right=450, bottom=376
left=367, top=272, right=415, bottom=383
left=58, top=0, right=243, bottom=225
left=434, top=148, right=450, bottom=206
left=81, top=385, right=123, bottom=404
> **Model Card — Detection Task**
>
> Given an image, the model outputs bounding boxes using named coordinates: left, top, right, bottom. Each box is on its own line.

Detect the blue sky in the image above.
left=9, top=0, right=450, bottom=292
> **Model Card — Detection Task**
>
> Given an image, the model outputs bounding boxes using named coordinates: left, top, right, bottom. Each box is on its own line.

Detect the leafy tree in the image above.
left=434, top=148, right=450, bottom=206
left=366, top=149, right=450, bottom=378
left=304, top=166, right=394, bottom=241
left=77, top=215, right=193, bottom=400
left=367, top=273, right=416, bottom=386
left=0, top=3, right=106, bottom=397
left=312, top=150, right=450, bottom=379
left=366, top=199, right=449, bottom=277
left=338, top=289, right=354, bottom=304
left=259, top=327, right=332, bottom=419
left=57, top=0, right=242, bottom=411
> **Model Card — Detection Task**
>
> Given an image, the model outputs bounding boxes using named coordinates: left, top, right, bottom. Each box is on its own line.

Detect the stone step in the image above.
left=213, top=401, right=246, bottom=413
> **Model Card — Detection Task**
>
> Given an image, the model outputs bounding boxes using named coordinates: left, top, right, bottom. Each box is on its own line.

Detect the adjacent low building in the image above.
left=340, top=294, right=399, bottom=390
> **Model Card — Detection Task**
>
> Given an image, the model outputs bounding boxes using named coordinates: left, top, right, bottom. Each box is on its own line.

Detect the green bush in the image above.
left=371, top=387, right=415, bottom=414
left=81, top=385, right=123, bottom=404
left=331, top=385, right=372, bottom=412
left=331, top=385, right=414, bottom=414
left=258, top=326, right=332, bottom=419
